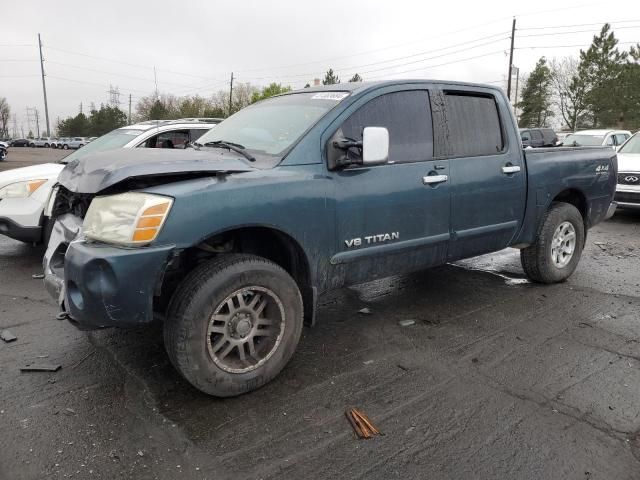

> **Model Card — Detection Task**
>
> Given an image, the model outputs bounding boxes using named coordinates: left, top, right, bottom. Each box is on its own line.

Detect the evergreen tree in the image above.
left=578, top=24, right=627, bottom=127
left=517, top=57, right=553, bottom=127
left=349, top=73, right=363, bottom=82
left=322, top=69, right=340, bottom=85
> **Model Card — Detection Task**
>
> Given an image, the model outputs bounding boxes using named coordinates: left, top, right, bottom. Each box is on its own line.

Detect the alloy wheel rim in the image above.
left=206, top=286, right=285, bottom=374
left=551, top=221, right=576, bottom=268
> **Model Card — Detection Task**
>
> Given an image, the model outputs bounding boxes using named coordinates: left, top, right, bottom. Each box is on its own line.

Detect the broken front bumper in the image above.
left=43, top=215, right=174, bottom=329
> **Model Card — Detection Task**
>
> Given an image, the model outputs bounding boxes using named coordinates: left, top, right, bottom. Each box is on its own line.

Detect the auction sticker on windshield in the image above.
left=311, top=92, right=349, bottom=101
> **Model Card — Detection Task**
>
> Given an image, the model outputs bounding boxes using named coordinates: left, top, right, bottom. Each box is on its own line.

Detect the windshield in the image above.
left=562, top=134, right=604, bottom=146
left=59, top=128, right=145, bottom=164
left=195, top=91, right=349, bottom=161
left=618, top=133, right=640, bottom=154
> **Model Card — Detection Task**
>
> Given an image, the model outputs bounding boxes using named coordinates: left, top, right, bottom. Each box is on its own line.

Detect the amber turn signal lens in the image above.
left=132, top=229, right=158, bottom=242
left=136, top=216, right=163, bottom=228
left=27, top=179, right=47, bottom=193
left=142, top=203, right=170, bottom=216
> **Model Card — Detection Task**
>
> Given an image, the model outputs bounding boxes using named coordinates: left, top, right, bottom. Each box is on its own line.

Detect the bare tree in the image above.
left=0, top=97, right=10, bottom=138
left=550, top=58, right=589, bottom=131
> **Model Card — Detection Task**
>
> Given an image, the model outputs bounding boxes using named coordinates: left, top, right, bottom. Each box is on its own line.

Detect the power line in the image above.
left=518, top=19, right=640, bottom=31
left=519, top=24, right=640, bottom=38
left=515, top=40, right=640, bottom=50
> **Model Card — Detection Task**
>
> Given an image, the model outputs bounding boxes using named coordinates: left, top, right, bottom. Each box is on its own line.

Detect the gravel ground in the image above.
left=0, top=149, right=639, bottom=479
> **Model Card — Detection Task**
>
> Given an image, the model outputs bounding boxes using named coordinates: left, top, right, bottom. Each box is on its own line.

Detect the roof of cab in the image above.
left=288, top=79, right=504, bottom=96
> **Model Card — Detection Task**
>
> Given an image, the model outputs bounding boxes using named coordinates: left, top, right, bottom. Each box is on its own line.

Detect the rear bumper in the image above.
left=0, top=216, right=41, bottom=243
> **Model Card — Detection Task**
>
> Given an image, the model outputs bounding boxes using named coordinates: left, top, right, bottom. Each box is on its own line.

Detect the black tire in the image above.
left=164, top=254, right=303, bottom=397
left=0, top=149, right=5, bottom=161
left=44, top=143, right=49, bottom=148
left=62, top=144, right=68, bottom=150
left=520, top=202, right=585, bottom=284
left=29, top=143, right=35, bottom=148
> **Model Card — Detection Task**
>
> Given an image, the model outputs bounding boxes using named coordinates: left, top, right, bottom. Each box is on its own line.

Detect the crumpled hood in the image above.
left=58, top=148, right=256, bottom=193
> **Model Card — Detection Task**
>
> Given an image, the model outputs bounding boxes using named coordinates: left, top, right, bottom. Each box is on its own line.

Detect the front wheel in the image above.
left=44, top=143, right=49, bottom=148
left=0, top=149, right=6, bottom=161
left=164, top=254, right=303, bottom=397
left=62, top=144, right=68, bottom=150
left=520, top=202, right=585, bottom=283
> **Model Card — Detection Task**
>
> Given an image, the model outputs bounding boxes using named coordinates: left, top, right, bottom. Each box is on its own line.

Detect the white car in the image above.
left=30, top=137, right=54, bottom=148
left=0, top=120, right=219, bottom=244
left=614, top=133, right=640, bottom=210
left=562, top=129, right=632, bottom=148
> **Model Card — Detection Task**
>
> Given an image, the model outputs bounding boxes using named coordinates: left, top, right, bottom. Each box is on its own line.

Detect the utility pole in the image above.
left=507, top=18, right=516, bottom=101
left=228, top=72, right=234, bottom=116
left=128, top=94, right=132, bottom=125
left=513, top=66, right=520, bottom=116
left=35, top=108, right=40, bottom=137
left=38, top=34, right=51, bottom=137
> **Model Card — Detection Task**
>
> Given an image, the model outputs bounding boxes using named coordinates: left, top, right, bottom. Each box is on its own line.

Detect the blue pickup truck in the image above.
left=43, top=80, right=617, bottom=396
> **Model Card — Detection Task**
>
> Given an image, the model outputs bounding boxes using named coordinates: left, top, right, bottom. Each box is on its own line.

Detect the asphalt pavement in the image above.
left=0, top=149, right=639, bottom=479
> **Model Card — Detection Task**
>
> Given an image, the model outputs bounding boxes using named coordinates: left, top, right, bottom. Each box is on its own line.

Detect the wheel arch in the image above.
left=550, top=188, right=589, bottom=237
left=181, top=225, right=317, bottom=325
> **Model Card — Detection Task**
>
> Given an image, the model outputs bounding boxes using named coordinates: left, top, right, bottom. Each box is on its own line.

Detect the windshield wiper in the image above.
left=201, top=140, right=255, bottom=162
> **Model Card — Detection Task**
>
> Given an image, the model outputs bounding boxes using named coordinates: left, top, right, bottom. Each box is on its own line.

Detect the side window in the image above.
left=530, top=130, right=543, bottom=142
left=521, top=131, right=531, bottom=142
left=615, top=134, right=628, bottom=145
left=339, top=90, right=433, bottom=163
left=190, top=128, right=208, bottom=143
left=143, top=130, right=190, bottom=149
left=444, top=92, right=504, bottom=157
left=605, top=136, right=614, bottom=146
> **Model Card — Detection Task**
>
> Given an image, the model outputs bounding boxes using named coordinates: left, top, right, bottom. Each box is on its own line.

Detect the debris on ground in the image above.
left=31, top=273, right=45, bottom=279
left=20, top=363, right=62, bottom=372
left=594, top=242, right=607, bottom=251
left=1, top=330, right=17, bottom=343
left=398, top=319, right=416, bottom=327
left=345, top=407, right=383, bottom=439
left=363, top=360, right=374, bottom=365
left=397, top=364, right=410, bottom=372
left=358, top=307, right=372, bottom=315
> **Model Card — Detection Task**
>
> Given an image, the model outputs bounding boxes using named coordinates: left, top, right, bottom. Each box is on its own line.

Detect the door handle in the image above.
left=502, top=165, right=521, bottom=174
left=423, top=174, right=448, bottom=185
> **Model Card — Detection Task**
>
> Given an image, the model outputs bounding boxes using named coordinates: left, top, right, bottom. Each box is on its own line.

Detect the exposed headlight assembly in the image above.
left=83, top=192, right=173, bottom=246
left=0, top=179, right=47, bottom=199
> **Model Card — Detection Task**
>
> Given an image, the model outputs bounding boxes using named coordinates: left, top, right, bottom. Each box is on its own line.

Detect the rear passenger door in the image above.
left=433, top=89, right=526, bottom=260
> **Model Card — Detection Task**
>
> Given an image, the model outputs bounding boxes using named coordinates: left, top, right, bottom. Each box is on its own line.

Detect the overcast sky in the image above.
left=1, top=0, right=639, bottom=135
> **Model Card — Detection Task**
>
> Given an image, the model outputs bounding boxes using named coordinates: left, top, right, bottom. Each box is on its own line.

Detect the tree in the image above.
left=88, top=105, right=127, bottom=136
left=304, top=83, right=311, bottom=88
left=135, top=94, right=180, bottom=121
left=27, top=130, right=34, bottom=139
left=348, top=73, right=363, bottom=83
left=517, top=57, right=553, bottom=127
left=550, top=58, right=590, bottom=130
left=322, top=69, right=340, bottom=85
left=620, top=43, right=640, bottom=129
left=229, top=82, right=259, bottom=115
left=579, top=24, right=627, bottom=127
left=250, top=83, right=292, bottom=103
left=0, top=97, right=9, bottom=138
left=57, top=113, right=91, bottom=137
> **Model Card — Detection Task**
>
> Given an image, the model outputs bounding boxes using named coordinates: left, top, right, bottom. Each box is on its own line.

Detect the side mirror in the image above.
left=362, top=127, right=389, bottom=165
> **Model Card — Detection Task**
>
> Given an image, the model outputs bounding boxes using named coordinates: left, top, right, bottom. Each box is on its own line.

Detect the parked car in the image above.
left=49, top=138, right=62, bottom=148
left=0, top=120, right=217, bottom=244
left=520, top=128, right=558, bottom=148
left=562, top=129, right=632, bottom=148
left=0, top=145, right=6, bottom=161
left=42, top=81, right=617, bottom=397
left=10, top=138, right=30, bottom=147
left=30, top=137, right=54, bottom=148
left=614, top=132, right=640, bottom=209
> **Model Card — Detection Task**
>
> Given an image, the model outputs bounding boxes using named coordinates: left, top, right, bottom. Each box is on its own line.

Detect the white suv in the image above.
left=0, top=120, right=220, bottom=244
left=562, top=129, right=632, bottom=148
left=30, top=137, right=54, bottom=148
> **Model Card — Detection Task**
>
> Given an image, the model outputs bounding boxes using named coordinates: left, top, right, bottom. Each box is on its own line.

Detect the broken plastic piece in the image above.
left=358, top=308, right=372, bottom=315
left=20, top=364, right=62, bottom=372
left=398, top=319, right=416, bottom=327
left=1, top=330, right=17, bottom=343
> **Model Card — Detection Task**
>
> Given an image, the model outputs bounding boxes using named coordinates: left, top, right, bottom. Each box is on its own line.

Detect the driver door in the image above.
left=327, top=89, right=450, bottom=286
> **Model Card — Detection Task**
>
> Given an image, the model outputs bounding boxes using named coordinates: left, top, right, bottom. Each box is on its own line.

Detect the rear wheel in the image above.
left=44, top=143, right=49, bottom=148
left=164, top=254, right=303, bottom=397
left=62, top=144, right=68, bottom=150
left=520, top=202, right=584, bottom=283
